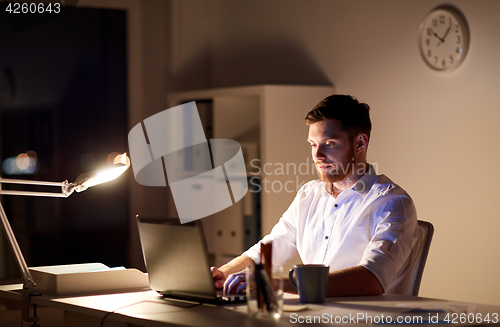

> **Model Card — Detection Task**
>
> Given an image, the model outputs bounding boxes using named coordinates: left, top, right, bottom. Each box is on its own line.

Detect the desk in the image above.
left=1, top=284, right=500, bottom=327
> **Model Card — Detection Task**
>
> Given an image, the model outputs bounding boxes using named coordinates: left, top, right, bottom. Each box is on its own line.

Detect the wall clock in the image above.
left=418, top=6, right=470, bottom=71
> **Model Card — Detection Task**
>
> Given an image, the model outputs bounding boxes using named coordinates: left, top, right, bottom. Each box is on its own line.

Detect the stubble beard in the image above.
left=316, top=146, right=355, bottom=184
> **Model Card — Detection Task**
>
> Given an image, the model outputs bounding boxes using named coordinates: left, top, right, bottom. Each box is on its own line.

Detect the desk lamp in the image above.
left=0, top=153, right=129, bottom=325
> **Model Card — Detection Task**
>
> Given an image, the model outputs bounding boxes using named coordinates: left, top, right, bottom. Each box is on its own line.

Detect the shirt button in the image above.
left=334, top=204, right=339, bottom=208
left=325, top=236, right=329, bottom=239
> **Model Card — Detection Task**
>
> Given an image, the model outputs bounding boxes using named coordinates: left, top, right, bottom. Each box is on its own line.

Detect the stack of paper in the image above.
left=29, top=263, right=150, bottom=296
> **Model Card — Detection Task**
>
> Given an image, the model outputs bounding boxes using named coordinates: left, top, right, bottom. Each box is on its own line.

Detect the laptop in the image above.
left=135, top=215, right=246, bottom=304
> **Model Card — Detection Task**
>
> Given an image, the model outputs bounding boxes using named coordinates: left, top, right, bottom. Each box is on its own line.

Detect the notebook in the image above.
left=135, top=215, right=245, bottom=304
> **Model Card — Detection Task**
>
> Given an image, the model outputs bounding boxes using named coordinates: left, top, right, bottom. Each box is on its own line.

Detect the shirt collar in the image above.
left=321, top=164, right=378, bottom=198
left=351, top=164, right=378, bottom=196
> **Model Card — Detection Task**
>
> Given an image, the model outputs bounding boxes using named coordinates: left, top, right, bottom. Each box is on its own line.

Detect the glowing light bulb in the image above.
left=72, top=153, right=130, bottom=192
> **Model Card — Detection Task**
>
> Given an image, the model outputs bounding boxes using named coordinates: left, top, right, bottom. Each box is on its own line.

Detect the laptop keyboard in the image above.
left=217, top=289, right=246, bottom=303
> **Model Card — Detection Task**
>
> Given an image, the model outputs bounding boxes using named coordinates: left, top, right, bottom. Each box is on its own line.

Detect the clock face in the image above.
left=418, top=8, right=469, bottom=71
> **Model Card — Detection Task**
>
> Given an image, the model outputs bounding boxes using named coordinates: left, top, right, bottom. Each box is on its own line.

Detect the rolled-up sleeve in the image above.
left=358, top=194, right=418, bottom=291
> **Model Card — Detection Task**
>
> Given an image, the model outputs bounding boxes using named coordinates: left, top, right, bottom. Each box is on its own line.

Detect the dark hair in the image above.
left=305, top=94, right=372, bottom=140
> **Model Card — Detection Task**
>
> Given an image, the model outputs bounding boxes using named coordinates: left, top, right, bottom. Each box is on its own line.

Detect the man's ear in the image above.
left=354, top=133, right=369, bottom=154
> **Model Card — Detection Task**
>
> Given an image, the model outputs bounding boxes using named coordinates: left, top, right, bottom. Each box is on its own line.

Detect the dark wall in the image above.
left=0, top=5, right=129, bottom=280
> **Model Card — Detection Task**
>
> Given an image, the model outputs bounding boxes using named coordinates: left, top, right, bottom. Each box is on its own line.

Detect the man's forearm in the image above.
left=283, top=266, right=384, bottom=297
left=325, top=266, right=383, bottom=297
left=222, top=260, right=383, bottom=297
left=284, top=265, right=383, bottom=297
left=218, top=254, right=254, bottom=277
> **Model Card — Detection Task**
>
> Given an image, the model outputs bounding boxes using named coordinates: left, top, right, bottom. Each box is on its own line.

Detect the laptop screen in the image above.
left=136, top=216, right=217, bottom=300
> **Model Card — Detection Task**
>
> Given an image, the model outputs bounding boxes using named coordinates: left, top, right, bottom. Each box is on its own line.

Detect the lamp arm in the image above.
left=0, top=201, right=36, bottom=289
left=0, top=183, right=47, bottom=325
left=0, top=178, right=76, bottom=283
left=0, top=178, right=75, bottom=197
left=0, top=163, right=128, bottom=325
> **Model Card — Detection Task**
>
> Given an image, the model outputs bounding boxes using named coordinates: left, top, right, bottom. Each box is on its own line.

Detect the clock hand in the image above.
left=429, top=28, right=445, bottom=44
left=442, top=23, right=452, bottom=42
left=434, top=33, right=444, bottom=43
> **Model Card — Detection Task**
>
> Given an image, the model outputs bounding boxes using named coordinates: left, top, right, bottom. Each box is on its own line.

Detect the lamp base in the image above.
left=29, top=263, right=150, bottom=296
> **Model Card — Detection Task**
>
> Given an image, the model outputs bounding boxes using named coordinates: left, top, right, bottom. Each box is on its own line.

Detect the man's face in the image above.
left=307, top=119, right=354, bottom=184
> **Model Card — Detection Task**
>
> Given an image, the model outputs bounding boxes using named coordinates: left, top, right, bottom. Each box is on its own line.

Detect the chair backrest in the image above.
left=401, top=220, right=434, bottom=296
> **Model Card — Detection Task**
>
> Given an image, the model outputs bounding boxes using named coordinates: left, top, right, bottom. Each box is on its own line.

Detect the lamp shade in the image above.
left=72, top=153, right=129, bottom=193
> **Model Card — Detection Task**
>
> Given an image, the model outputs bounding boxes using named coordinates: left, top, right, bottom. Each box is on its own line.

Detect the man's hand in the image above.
left=211, top=266, right=226, bottom=289
left=223, top=271, right=246, bottom=294
left=212, top=267, right=247, bottom=294
left=211, top=254, right=254, bottom=289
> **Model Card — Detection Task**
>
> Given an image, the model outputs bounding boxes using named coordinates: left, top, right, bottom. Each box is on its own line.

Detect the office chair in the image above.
left=401, top=220, right=434, bottom=296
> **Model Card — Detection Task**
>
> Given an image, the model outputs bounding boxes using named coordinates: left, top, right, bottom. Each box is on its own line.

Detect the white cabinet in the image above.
left=168, top=85, right=334, bottom=264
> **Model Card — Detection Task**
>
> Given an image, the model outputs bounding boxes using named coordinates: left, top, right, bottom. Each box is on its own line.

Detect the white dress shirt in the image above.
left=243, top=165, right=417, bottom=293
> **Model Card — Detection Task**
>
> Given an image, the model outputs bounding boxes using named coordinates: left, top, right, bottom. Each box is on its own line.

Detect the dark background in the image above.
left=0, top=5, right=129, bottom=281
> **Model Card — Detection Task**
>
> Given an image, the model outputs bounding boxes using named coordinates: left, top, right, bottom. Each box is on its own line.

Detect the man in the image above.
left=211, top=94, right=417, bottom=296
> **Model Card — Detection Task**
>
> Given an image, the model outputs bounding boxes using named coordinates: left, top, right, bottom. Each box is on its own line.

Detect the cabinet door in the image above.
left=212, top=201, right=244, bottom=255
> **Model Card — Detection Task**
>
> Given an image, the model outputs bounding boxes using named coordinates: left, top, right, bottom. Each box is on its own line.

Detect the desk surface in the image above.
left=1, top=284, right=500, bottom=327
